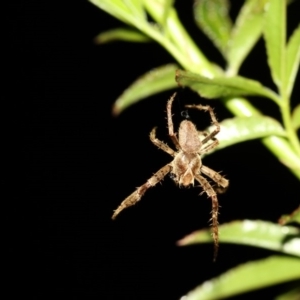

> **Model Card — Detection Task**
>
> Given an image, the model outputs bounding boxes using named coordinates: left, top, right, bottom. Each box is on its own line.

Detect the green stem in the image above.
left=157, top=11, right=300, bottom=179
left=90, top=0, right=300, bottom=179
left=280, top=98, right=300, bottom=157
left=143, top=1, right=216, bottom=76
left=157, top=10, right=300, bottom=179
left=166, top=10, right=216, bottom=76
left=225, top=98, right=300, bottom=179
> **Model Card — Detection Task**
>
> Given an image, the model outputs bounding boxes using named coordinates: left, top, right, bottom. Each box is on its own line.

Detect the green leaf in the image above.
left=292, top=104, right=300, bottom=131
left=279, top=206, right=300, bottom=226
left=142, top=0, right=175, bottom=27
left=89, top=0, right=140, bottom=25
left=178, top=220, right=300, bottom=257
left=93, top=27, right=151, bottom=44
left=112, top=64, right=178, bottom=115
left=90, top=0, right=217, bottom=75
left=286, top=25, right=300, bottom=98
left=162, top=0, right=175, bottom=26
left=275, top=287, right=300, bottom=300
left=143, top=0, right=172, bottom=24
left=263, top=0, right=286, bottom=93
left=127, top=0, right=146, bottom=19
left=182, top=256, right=300, bottom=300
left=203, top=116, right=286, bottom=153
left=175, top=70, right=279, bottom=103
left=226, top=0, right=268, bottom=74
left=194, top=0, right=232, bottom=56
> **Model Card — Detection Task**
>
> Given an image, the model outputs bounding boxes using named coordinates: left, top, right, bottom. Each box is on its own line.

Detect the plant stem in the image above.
left=225, top=97, right=300, bottom=179
left=143, top=1, right=216, bottom=76
left=280, top=98, right=300, bottom=157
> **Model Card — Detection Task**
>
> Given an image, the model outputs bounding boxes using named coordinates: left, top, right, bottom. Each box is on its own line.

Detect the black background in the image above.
left=9, top=0, right=300, bottom=299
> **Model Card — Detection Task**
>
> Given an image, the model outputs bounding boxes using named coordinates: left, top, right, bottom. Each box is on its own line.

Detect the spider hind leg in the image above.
left=195, top=174, right=219, bottom=261
left=112, top=164, right=172, bottom=219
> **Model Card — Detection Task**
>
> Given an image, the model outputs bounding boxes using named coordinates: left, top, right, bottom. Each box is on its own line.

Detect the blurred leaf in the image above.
left=112, top=64, right=178, bottom=115
left=162, top=0, right=175, bottom=26
left=275, top=287, right=300, bottom=300
left=226, top=0, right=268, bottom=74
left=203, top=116, right=286, bottom=153
left=292, top=104, right=300, bottom=131
left=89, top=0, right=142, bottom=25
left=94, top=27, right=151, bottom=44
left=127, top=0, right=146, bottom=19
left=178, top=220, right=300, bottom=257
left=143, top=0, right=170, bottom=24
left=194, top=0, right=232, bottom=56
left=176, top=70, right=279, bottom=103
left=279, top=206, right=300, bottom=226
left=182, top=256, right=300, bottom=300
left=286, top=25, right=300, bottom=98
left=263, top=0, right=286, bottom=92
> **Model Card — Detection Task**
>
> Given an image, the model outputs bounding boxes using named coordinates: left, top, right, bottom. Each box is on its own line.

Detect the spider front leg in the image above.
left=195, top=174, right=219, bottom=261
left=201, top=138, right=219, bottom=154
left=185, top=104, right=220, bottom=145
left=167, top=93, right=181, bottom=150
left=112, top=164, right=172, bottom=220
left=150, top=127, right=175, bottom=157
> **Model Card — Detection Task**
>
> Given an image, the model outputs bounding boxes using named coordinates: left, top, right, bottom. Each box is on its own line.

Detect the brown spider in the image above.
left=112, top=92, right=229, bottom=260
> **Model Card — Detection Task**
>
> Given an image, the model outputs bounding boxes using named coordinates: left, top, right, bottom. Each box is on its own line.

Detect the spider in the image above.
left=112, top=92, right=229, bottom=260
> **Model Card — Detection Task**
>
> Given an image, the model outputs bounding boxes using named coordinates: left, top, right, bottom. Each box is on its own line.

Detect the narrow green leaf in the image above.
left=178, top=220, right=300, bottom=256
left=203, top=116, right=286, bottom=153
left=162, top=0, right=175, bottom=26
left=125, top=0, right=146, bottom=20
left=194, top=0, right=232, bottom=56
left=143, top=0, right=175, bottom=27
left=226, top=0, right=268, bottom=74
left=275, top=287, right=300, bottom=300
left=112, top=64, right=178, bottom=115
left=263, top=0, right=286, bottom=92
left=94, top=27, right=151, bottom=44
left=176, top=70, right=279, bottom=103
left=292, top=104, right=300, bottom=131
left=279, top=206, right=300, bottom=226
left=183, top=256, right=300, bottom=300
left=89, top=0, right=135, bottom=25
left=286, top=25, right=300, bottom=98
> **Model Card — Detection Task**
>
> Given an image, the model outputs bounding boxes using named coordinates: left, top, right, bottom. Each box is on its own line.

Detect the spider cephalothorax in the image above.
left=112, top=92, right=229, bottom=260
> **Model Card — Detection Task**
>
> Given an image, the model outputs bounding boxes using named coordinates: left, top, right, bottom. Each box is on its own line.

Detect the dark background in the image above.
left=9, top=0, right=299, bottom=299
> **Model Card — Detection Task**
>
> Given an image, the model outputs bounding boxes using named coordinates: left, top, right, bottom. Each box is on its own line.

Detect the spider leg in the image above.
left=112, top=164, right=172, bottom=220
left=200, top=139, right=219, bottom=154
left=185, top=104, right=220, bottom=145
left=188, top=131, right=219, bottom=154
left=150, top=127, right=176, bottom=157
left=167, top=93, right=181, bottom=150
left=195, top=174, right=219, bottom=261
left=201, top=165, right=229, bottom=189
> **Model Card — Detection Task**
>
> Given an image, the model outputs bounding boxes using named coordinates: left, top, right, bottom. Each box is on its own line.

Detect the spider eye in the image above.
left=181, top=110, right=190, bottom=119
left=168, top=173, right=176, bottom=180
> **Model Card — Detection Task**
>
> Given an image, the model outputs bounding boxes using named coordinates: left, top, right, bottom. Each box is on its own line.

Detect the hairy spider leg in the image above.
left=195, top=174, right=219, bottom=261
left=112, top=164, right=172, bottom=219
left=185, top=104, right=220, bottom=145
left=201, top=165, right=229, bottom=189
left=150, top=127, right=176, bottom=157
left=167, top=93, right=181, bottom=150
